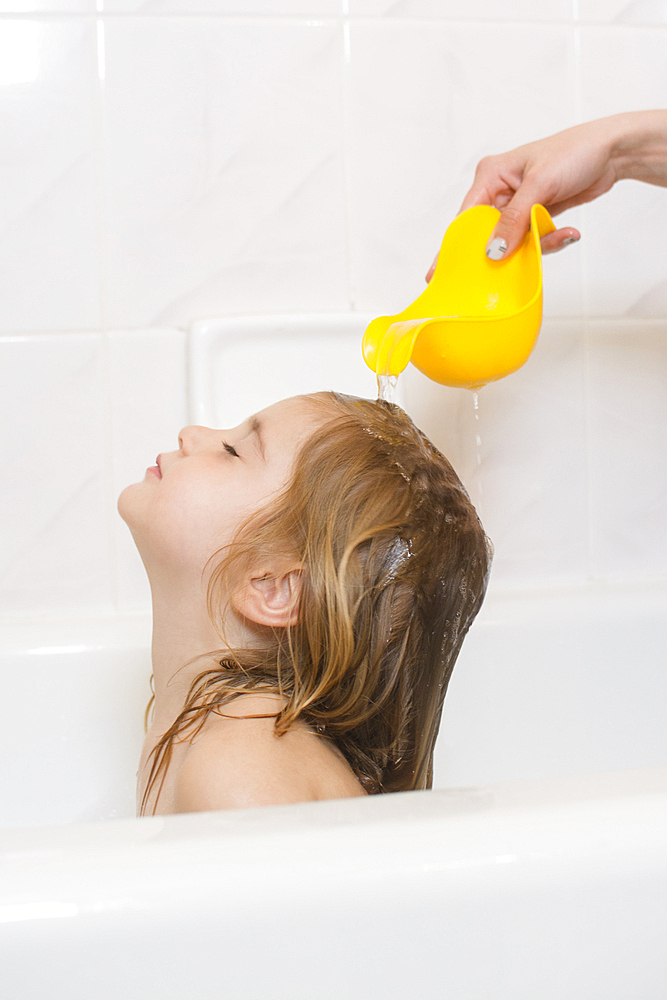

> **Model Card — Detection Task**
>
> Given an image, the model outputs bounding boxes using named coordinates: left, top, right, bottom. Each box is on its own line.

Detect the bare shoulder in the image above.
left=173, top=696, right=366, bottom=814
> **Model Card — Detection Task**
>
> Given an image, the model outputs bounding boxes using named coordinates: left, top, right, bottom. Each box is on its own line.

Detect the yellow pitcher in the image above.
left=362, top=203, right=556, bottom=390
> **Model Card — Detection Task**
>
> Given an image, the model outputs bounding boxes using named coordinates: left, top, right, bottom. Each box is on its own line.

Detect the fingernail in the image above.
left=486, top=238, right=507, bottom=261
left=563, top=236, right=579, bottom=246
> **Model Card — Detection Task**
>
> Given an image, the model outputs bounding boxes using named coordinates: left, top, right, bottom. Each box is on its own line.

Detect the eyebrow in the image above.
left=249, top=416, right=265, bottom=461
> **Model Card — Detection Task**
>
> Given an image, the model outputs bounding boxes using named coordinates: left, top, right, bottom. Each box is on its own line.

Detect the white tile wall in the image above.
left=578, top=26, right=667, bottom=317
left=2, top=317, right=667, bottom=618
left=456, top=320, right=589, bottom=588
left=189, top=314, right=379, bottom=428
left=1, top=4, right=667, bottom=616
left=0, top=19, right=101, bottom=331
left=102, top=0, right=340, bottom=11
left=0, top=7, right=664, bottom=335
left=348, top=0, right=571, bottom=18
left=587, top=320, right=667, bottom=581
left=347, top=21, right=582, bottom=317
left=577, top=0, right=667, bottom=24
left=403, top=318, right=667, bottom=588
left=0, top=334, right=113, bottom=615
left=0, top=0, right=93, bottom=12
left=101, top=18, right=349, bottom=327
left=108, top=328, right=188, bottom=611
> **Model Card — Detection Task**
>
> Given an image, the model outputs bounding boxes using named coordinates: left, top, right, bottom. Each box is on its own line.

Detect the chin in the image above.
left=117, top=482, right=140, bottom=525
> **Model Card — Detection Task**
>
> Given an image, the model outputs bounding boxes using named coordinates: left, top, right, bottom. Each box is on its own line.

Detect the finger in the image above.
left=459, top=177, right=512, bottom=214
left=459, top=152, right=526, bottom=215
left=459, top=185, right=492, bottom=213
left=540, top=227, right=581, bottom=255
left=425, top=253, right=439, bottom=283
left=484, top=197, right=535, bottom=260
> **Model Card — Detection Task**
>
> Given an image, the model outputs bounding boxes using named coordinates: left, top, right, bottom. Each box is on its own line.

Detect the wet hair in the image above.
left=141, top=392, right=492, bottom=814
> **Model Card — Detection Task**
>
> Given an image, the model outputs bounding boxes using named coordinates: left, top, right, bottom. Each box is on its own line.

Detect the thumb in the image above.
left=485, top=193, right=536, bottom=261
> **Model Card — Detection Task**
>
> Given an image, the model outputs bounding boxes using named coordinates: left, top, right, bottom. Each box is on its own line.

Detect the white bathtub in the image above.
left=1, top=583, right=666, bottom=999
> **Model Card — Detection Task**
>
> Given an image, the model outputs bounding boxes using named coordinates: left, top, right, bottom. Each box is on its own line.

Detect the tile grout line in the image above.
left=582, top=318, right=595, bottom=584
left=93, top=8, right=108, bottom=331
left=93, top=9, right=120, bottom=610
left=100, top=331, right=121, bottom=612
left=568, top=0, right=596, bottom=602
left=0, top=12, right=665, bottom=29
left=2, top=11, right=665, bottom=26
left=571, top=7, right=591, bottom=324
left=572, top=0, right=592, bottom=587
left=340, top=9, right=357, bottom=311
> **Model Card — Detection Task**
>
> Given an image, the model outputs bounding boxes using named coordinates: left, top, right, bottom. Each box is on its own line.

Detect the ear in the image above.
left=232, top=562, right=303, bottom=628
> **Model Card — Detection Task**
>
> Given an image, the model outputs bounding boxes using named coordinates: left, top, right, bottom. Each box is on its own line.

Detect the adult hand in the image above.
left=426, top=110, right=667, bottom=281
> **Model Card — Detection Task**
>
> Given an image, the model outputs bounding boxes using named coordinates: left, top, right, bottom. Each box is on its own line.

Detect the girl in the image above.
left=118, top=391, right=492, bottom=816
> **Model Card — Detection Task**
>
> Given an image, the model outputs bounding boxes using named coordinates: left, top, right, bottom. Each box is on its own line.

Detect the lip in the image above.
left=148, top=455, right=163, bottom=480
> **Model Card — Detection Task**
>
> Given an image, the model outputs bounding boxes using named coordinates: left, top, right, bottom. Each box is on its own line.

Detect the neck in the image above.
left=147, top=568, right=250, bottom=730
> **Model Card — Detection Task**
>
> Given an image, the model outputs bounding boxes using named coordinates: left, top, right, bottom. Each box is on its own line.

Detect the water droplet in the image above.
left=471, top=390, right=483, bottom=502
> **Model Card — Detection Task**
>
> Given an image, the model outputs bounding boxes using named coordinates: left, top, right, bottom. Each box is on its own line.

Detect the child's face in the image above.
left=119, top=395, right=330, bottom=575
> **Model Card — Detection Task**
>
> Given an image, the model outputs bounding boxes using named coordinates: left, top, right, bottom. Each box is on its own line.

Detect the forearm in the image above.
left=606, top=110, right=667, bottom=187
left=431, top=109, right=667, bottom=275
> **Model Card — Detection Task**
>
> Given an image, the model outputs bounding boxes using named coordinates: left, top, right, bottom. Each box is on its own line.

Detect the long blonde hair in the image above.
left=141, top=393, right=492, bottom=814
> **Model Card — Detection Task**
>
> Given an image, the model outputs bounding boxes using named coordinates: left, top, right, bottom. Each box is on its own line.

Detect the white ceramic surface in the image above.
left=2, top=772, right=666, bottom=1000
left=2, top=583, right=666, bottom=829
left=347, top=20, right=582, bottom=319
left=1, top=6, right=667, bottom=993
left=0, top=0, right=92, bottom=9
left=0, top=614, right=150, bottom=827
left=108, top=328, right=188, bottom=610
left=578, top=26, right=667, bottom=317
left=0, top=8, right=665, bottom=332
left=347, top=0, right=571, bottom=18
left=102, top=0, right=340, bottom=11
left=0, top=5, right=664, bottom=334
left=2, top=317, right=667, bottom=616
left=436, top=581, right=667, bottom=787
left=0, top=586, right=666, bottom=998
left=0, top=334, right=113, bottom=615
left=101, top=18, right=349, bottom=327
left=456, top=321, right=589, bottom=587
left=587, top=320, right=667, bottom=580
left=0, top=19, right=100, bottom=331
left=189, top=312, right=383, bottom=427
left=577, top=0, right=667, bottom=23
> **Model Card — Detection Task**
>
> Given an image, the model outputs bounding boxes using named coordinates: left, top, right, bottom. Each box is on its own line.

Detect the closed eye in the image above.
left=222, top=441, right=239, bottom=457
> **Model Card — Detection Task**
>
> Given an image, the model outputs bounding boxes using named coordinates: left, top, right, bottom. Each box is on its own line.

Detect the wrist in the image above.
left=607, top=110, right=667, bottom=185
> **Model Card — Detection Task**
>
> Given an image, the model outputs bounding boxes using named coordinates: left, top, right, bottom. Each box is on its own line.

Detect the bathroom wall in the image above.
left=1, top=1, right=666, bottom=616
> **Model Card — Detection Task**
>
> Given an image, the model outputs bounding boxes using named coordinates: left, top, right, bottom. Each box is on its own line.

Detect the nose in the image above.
left=178, top=425, right=216, bottom=455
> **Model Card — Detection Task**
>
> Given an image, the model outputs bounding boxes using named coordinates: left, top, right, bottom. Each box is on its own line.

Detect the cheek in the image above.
left=145, top=478, right=261, bottom=569
left=151, top=490, right=229, bottom=567
left=119, top=464, right=283, bottom=571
